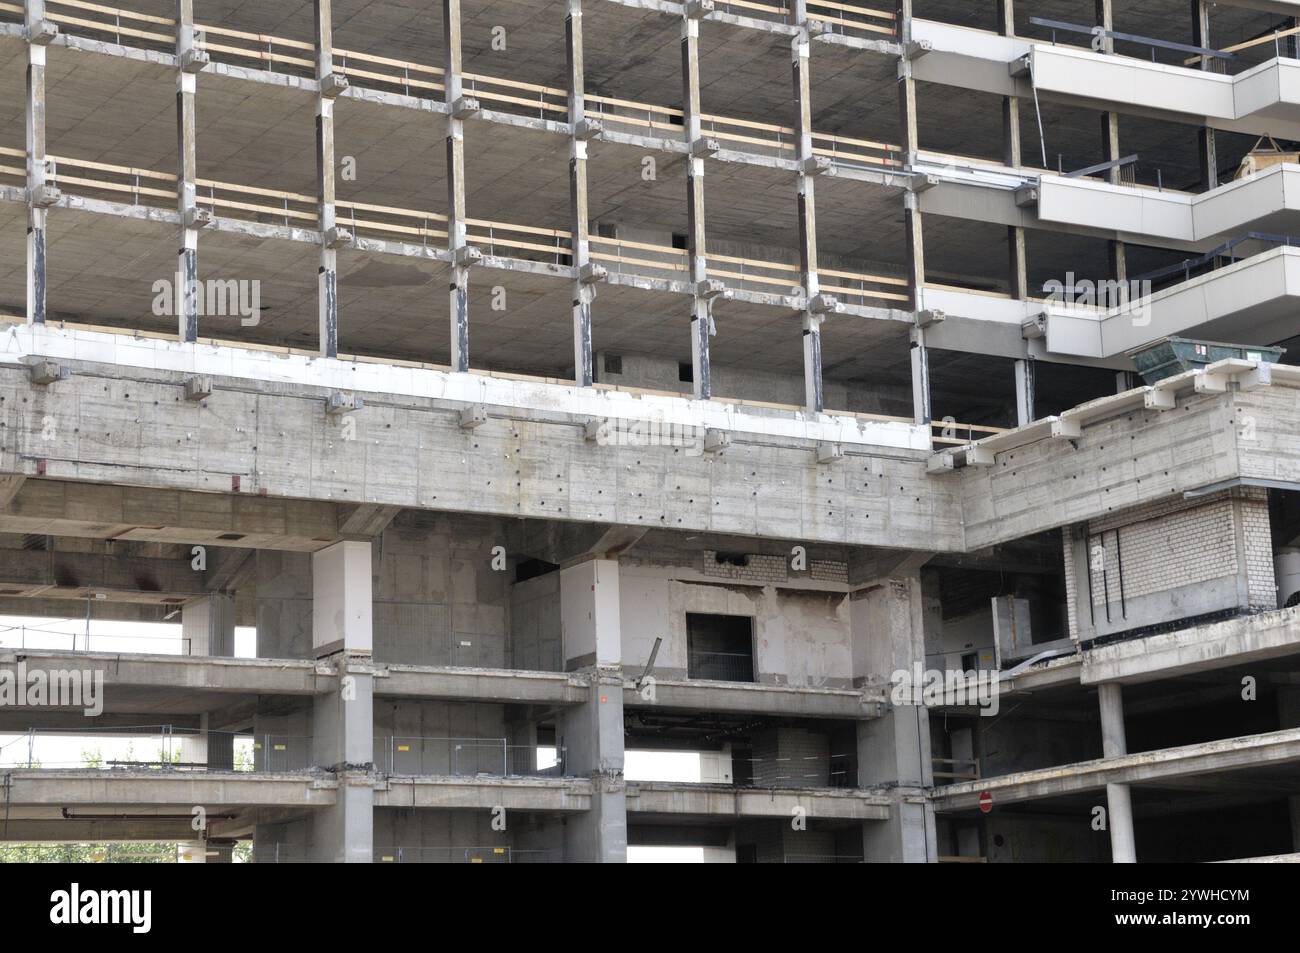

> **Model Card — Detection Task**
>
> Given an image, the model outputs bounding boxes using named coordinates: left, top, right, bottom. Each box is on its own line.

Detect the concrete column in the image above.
left=182, top=592, right=235, bottom=657
left=1014, top=357, right=1035, bottom=426
left=25, top=0, right=49, bottom=325
left=566, top=0, right=597, bottom=386
left=444, top=0, right=471, bottom=372
left=999, top=0, right=1029, bottom=301
left=1190, top=1, right=1218, bottom=192
left=315, top=0, right=341, bottom=358
left=682, top=9, right=711, bottom=401
left=852, top=566, right=937, bottom=863
left=1098, top=682, right=1136, bottom=863
left=310, top=539, right=374, bottom=862
left=791, top=15, right=826, bottom=413
left=559, top=558, right=626, bottom=862
left=1278, top=687, right=1300, bottom=851
left=311, top=539, right=373, bottom=656
left=1095, top=0, right=1126, bottom=284
left=897, top=2, right=929, bottom=426
left=175, top=1, right=200, bottom=342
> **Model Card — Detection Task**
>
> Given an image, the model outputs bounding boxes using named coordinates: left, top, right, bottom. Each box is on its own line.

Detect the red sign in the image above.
left=978, top=791, right=993, bottom=814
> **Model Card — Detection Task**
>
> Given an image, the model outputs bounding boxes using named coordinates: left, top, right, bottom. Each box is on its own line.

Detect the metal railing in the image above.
left=1027, top=17, right=1235, bottom=66
left=374, top=846, right=561, bottom=864
left=0, top=725, right=311, bottom=773
left=0, top=625, right=191, bottom=655
left=686, top=649, right=755, bottom=683
left=374, top=736, right=564, bottom=778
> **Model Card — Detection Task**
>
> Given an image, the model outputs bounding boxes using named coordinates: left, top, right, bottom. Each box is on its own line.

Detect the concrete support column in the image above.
left=1095, top=0, right=1126, bottom=284
left=174, top=1, right=201, bottom=342
left=1098, top=682, right=1136, bottom=863
left=791, top=13, right=826, bottom=413
left=1191, top=1, right=1218, bottom=192
left=559, top=558, right=626, bottom=862
left=311, top=540, right=373, bottom=657
left=182, top=592, right=235, bottom=657
left=566, top=0, right=596, bottom=386
left=1014, top=357, right=1035, bottom=426
left=25, top=0, right=49, bottom=325
left=682, top=9, right=711, bottom=401
left=444, top=0, right=471, bottom=372
left=315, top=0, right=340, bottom=358
left=1279, top=687, right=1300, bottom=851
left=897, top=1, right=929, bottom=426
left=310, top=539, right=374, bottom=862
left=852, top=564, right=937, bottom=863
left=999, top=0, right=1029, bottom=301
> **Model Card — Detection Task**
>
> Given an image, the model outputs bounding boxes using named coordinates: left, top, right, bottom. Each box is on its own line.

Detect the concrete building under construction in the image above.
left=1, top=0, right=1299, bottom=863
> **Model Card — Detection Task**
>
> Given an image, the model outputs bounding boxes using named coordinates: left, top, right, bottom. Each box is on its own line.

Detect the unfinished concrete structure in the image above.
left=0, top=0, right=1299, bottom=863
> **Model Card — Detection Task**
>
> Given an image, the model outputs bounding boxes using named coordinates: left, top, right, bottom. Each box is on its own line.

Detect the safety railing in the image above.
left=374, top=736, right=564, bottom=778
left=336, top=199, right=447, bottom=245
left=375, top=846, right=561, bottom=863
left=686, top=649, right=755, bottom=682
left=0, top=625, right=191, bottom=655
left=0, top=725, right=311, bottom=773
left=23, top=2, right=903, bottom=168
left=44, top=0, right=174, bottom=53
left=734, top=752, right=857, bottom=788
left=932, top=756, right=980, bottom=782
left=465, top=218, right=571, bottom=264
left=335, top=47, right=444, bottom=97
left=805, top=1, right=895, bottom=40
left=199, top=24, right=316, bottom=77
left=589, top=235, right=687, bottom=281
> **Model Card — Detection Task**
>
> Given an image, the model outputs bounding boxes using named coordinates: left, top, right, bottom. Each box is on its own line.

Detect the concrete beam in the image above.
left=933, top=727, right=1300, bottom=811
left=373, top=663, right=590, bottom=705
left=373, top=775, right=593, bottom=811
left=1, top=770, right=337, bottom=806
left=0, top=650, right=324, bottom=694
left=625, top=782, right=892, bottom=820
left=623, top=677, right=885, bottom=719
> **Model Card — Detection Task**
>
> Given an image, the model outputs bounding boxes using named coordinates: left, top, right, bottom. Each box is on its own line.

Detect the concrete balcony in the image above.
left=1038, top=245, right=1300, bottom=358
left=932, top=727, right=1300, bottom=813
left=1034, top=164, right=1300, bottom=250
left=621, top=677, right=885, bottom=719
left=913, top=20, right=1300, bottom=140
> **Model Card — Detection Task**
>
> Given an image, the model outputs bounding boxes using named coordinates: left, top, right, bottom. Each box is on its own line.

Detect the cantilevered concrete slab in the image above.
left=932, top=727, right=1300, bottom=812
left=0, top=649, right=324, bottom=695
left=1080, top=607, right=1300, bottom=686
left=1035, top=164, right=1300, bottom=251
left=913, top=21, right=1300, bottom=140
left=1041, top=246, right=1300, bottom=358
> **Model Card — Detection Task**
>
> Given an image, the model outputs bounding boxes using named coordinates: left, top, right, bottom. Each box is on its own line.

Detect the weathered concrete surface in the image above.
left=622, top=677, right=886, bottom=719
left=624, top=782, right=891, bottom=820
left=0, top=332, right=959, bottom=553
left=0, top=649, right=324, bottom=694
left=374, top=663, right=589, bottom=704
left=1, top=770, right=337, bottom=806
left=933, top=728, right=1300, bottom=812
left=1081, top=608, right=1300, bottom=686
left=374, top=776, right=592, bottom=811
